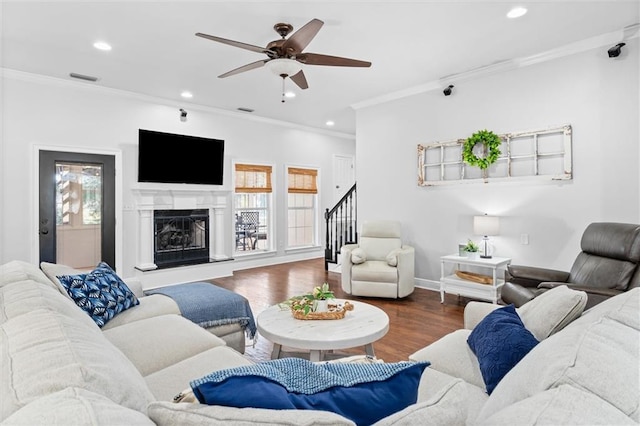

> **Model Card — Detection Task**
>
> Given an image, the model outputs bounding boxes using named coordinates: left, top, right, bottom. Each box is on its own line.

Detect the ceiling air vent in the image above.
left=237, top=107, right=254, bottom=113
left=69, top=73, right=99, bottom=82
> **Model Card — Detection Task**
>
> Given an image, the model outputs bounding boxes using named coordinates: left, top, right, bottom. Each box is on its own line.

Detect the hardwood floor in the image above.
left=211, top=258, right=468, bottom=363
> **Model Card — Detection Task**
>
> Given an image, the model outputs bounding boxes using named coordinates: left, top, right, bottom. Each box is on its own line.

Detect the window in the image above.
left=234, top=163, right=272, bottom=252
left=56, top=164, right=102, bottom=226
left=287, top=167, right=318, bottom=248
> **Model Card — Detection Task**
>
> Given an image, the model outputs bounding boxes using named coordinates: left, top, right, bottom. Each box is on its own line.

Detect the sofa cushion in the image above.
left=148, top=402, right=356, bottom=426
left=476, top=384, right=637, bottom=425
left=1, top=387, right=155, bottom=426
left=190, top=358, right=429, bottom=426
left=57, top=262, right=140, bottom=327
left=103, top=314, right=227, bottom=377
left=373, top=378, right=470, bottom=426
left=352, top=260, right=398, bottom=283
left=476, top=289, right=640, bottom=423
left=467, top=305, right=539, bottom=394
left=516, top=284, right=587, bottom=341
left=145, top=346, right=253, bottom=401
left=0, top=260, right=57, bottom=289
left=409, top=329, right=485, bottom=389
left=101, top=294, right=181, bottom=330
left=359, top=237, right=402, bottom=261
left=0, top=308, right=155, bottom=421
left=0, top=280, right=97, bottom=328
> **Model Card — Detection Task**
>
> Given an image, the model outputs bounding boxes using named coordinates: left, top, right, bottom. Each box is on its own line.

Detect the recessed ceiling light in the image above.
left=325, top=121, right=335, bottom=127
left=181, top=91, right=193, bottom=99
left=284, top=91, right=296, bottom=98
left=93, top=41, right=112, bottom=51
left=507, top=7, right=527, bottom=19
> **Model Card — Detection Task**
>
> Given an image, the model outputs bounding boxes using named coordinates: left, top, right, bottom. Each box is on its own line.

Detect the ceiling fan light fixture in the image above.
left=507, top=7, right=527, bottom=19
left=266, top=58, right=302, bottom=77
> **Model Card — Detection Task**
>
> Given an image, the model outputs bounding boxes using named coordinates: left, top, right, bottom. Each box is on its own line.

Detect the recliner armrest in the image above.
left=507, top=265, right=570, bottom=287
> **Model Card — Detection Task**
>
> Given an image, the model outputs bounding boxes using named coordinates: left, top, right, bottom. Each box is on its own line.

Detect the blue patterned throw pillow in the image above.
left=467, top=304, right=539, bottom=394
left=191, top=357, right=430, bottom=426
left=57, top=262, right=139, bottom=327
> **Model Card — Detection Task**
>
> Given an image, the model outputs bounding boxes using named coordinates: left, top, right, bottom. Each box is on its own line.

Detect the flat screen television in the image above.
left=138, top=129, right=224, bottom=185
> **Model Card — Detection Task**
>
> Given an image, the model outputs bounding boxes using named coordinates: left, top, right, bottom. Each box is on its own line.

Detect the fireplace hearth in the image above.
left=154, top=209, right=209, bottom=268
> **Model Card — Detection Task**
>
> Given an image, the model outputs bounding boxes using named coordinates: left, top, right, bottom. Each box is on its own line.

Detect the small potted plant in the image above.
left=462, top=239, right=480, bottom=259
left=311, top=283, right=335, bottom=312
left=280, top=283, right=335, bottom=315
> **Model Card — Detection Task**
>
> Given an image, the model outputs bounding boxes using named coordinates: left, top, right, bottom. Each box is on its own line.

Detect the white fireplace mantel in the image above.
left=131, top=186, right=232, bottom=270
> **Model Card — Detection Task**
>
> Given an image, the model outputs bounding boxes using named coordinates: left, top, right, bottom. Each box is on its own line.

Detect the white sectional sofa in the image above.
left=1, top=259, right=638, bottom=425
left=39, top=261, right=247, bottom=353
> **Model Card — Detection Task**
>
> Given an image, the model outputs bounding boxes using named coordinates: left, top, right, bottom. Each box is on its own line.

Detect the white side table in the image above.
left=440, top=254, right=512, bottom=304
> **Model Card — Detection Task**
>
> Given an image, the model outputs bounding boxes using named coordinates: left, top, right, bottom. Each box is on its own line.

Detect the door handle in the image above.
left=40, top=227, right=49, bottom=235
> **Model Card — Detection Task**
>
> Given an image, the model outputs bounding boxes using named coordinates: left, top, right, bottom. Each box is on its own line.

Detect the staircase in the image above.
left=324, top=183, right=357, bottom=270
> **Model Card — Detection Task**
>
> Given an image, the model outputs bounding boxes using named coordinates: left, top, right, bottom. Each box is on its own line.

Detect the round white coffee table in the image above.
left=256, top=299, right=389, bottom=362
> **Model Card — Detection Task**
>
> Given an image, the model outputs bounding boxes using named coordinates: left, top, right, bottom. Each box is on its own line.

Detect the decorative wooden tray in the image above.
left=292, top=301, right=354, bottom=320
left=455, top=270, right=493, bottom=284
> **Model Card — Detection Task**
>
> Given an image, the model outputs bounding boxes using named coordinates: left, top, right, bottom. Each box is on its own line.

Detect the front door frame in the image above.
left=32, top=145, right=123, bottom=271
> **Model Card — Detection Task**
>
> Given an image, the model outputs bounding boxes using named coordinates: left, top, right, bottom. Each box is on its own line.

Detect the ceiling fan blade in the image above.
left=290, top=70, right=309, bottom=90
left=196, top=32, right=270, bottom=55
left=298, top=53, right=371, bottom=67
left=296, top=53, right=371, bottom=67
left=219, top=59, right=270, bottom=78
left=282, top=18, right=324, bottom=55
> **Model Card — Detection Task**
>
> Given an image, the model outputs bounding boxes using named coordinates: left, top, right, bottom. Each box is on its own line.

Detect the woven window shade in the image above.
left=288, top=167, right=317, bottom=194
left=235, top=164, right=272, bottom=193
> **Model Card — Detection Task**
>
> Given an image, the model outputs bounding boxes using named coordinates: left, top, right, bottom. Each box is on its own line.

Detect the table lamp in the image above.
left=474, top=214, right=500, bottom=258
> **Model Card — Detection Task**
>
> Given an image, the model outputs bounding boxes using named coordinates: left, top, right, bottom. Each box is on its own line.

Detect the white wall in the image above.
left=1, top=72, right=355, bottom=282
left=355, top=40, right=640, bottom=286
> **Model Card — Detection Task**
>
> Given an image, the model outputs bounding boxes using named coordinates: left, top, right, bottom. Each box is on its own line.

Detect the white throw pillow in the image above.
left=40, top=261, right=86, bottom=297
left=386, top=249, right=402, bottom=267
left=351, top=248, right=367, bottom=264
left=516, top=285, right=587, bottom=341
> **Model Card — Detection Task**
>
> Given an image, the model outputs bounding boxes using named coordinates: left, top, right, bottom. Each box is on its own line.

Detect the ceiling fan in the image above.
left=196, top=18, right=371, bottom=90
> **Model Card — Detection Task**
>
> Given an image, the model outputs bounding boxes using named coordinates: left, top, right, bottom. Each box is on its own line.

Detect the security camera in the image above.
left=443, top=85, right=454, bottom=96
left=608, top=42, right=625, bottom=58
left=179, top=108, right=188, bottom=122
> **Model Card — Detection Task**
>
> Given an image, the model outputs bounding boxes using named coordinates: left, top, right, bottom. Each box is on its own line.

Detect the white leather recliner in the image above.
left=341, top=220, right=415, bottom=298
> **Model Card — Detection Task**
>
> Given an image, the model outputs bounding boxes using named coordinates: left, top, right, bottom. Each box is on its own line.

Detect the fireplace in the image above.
left=154, top=209, right=210, bottom=268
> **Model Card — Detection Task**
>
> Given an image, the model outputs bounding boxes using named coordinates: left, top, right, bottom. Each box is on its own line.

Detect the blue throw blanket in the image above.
left=190, top=358, right=430, bottom=426
left=145, top=282, right=256, bottom=339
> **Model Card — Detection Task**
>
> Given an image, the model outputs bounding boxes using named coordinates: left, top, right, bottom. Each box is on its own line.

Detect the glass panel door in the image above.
left=55, top=163, right=103, bottom=268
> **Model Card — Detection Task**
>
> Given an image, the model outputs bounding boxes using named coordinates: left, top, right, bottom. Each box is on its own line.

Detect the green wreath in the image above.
left=462, top=130, right=502, bottom=170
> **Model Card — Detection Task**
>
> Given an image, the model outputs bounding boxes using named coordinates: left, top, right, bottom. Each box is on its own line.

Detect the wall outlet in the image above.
left=520, top=233, right=529, bottom=245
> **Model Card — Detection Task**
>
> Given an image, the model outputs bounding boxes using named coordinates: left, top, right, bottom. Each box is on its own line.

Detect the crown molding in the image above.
left=1, top=68, right=355, bottom=141
left=352, top=25, right=639, bottom=111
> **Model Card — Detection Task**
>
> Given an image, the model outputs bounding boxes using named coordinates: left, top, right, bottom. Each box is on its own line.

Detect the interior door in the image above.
left=333, top=154, right=355, bottom=203
left=39, top=150, right=116, bottom=269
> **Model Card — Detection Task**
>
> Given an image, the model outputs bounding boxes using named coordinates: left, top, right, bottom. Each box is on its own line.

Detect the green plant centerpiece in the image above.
left=462, top=239, right=479, bottom=253
left=280, top=283, right=335, bottom=316
left=462, top=130, right=502, bottom=179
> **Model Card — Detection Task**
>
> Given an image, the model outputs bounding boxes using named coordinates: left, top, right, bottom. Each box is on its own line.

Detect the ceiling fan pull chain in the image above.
left=281, top=76, right=286, bottom=103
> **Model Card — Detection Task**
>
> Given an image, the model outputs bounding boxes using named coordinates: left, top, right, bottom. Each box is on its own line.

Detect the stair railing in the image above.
left=324, top=183, right=357, bottom=270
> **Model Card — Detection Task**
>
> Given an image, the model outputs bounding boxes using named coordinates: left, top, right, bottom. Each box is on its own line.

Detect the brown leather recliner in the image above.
left=501, top=222, right=640, bottom=309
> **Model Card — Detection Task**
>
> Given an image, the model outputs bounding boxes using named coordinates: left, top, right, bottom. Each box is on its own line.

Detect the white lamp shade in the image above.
left=474, top=215, right=500, bottom=236
left=266, top=58, right=302, bottom=76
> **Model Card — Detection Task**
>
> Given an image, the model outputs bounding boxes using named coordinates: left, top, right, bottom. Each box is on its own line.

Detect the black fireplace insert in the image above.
left=154, top=209, right=209, bottom=268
